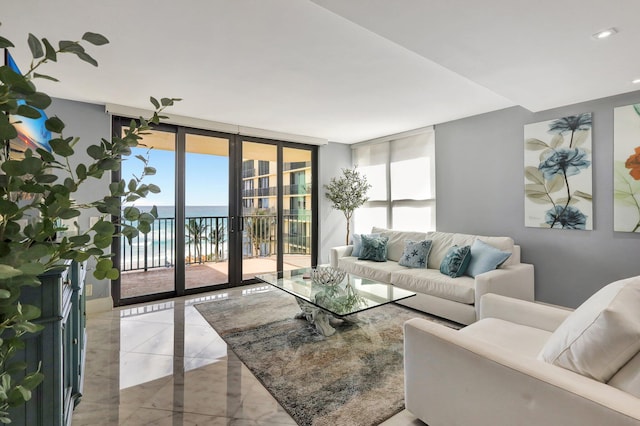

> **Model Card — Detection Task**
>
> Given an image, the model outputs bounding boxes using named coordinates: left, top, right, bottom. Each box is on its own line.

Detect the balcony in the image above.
left=120, top=213, right=312, bottom=298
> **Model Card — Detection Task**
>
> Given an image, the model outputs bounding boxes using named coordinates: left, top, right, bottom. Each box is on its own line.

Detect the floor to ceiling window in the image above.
left=115, top=126, right=177, bottom=300
left=112, top=119, right=318, bottom=306
left=352, top=127, right=436, bottom=234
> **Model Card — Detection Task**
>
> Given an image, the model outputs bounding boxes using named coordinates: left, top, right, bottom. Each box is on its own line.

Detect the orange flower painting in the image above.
left=613, top=104, right=640, bottom=232
left=625, top=147, right=640, bottom=180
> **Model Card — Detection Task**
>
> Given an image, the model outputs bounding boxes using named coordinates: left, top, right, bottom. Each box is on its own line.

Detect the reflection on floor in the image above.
left=71, top=285, right=425, bottom=425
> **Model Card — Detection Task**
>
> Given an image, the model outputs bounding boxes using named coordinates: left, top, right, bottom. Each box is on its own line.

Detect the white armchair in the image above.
left=404, top=290, right=640, bottom=426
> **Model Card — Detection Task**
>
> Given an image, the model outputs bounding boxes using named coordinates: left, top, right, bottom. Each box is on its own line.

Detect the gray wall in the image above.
left=48, top=98, right=112, bottom=299
left=318, top=142, right=352, bottom=264
left=436, top=90, right=640, bottom=308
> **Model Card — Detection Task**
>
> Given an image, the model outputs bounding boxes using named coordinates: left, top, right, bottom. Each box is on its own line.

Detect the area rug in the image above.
left=195, top=289, right=460, bottom=426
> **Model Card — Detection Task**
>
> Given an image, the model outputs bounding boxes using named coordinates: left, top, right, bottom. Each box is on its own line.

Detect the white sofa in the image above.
left=404, top=290, right=640, bottom=426
left=330, top=227, right=534, bottom=324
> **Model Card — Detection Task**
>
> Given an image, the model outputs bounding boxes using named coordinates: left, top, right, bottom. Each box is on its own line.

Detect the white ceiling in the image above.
left=2, top=1, right=639, bottom=144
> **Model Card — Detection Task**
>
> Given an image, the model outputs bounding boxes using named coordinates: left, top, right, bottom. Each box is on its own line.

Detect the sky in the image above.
left=124, top=147, right=229, bottom=207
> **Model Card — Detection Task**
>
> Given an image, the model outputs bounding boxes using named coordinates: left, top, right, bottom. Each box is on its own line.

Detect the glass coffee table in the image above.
left=256, top=268, right=416, bottom=336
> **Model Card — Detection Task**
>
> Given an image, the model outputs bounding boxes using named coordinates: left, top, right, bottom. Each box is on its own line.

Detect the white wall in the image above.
left=317, top=142, right=352, bottom=264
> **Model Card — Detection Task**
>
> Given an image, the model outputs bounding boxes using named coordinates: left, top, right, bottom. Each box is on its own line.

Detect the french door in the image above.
left=112, top=120, right=317, bottom=306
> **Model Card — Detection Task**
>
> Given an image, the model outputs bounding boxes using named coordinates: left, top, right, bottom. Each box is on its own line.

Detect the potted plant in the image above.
left=0, top=26, right=178, bottom=422
left=325, top=166, right=371, bottom=245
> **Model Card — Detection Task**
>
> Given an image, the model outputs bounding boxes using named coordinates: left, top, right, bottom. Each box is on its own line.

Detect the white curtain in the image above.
left=352, top=128, right=436, bottom=234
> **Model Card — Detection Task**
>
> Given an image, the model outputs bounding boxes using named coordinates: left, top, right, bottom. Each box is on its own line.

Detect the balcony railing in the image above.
left=283, top=161, right=311, bottom=171
left=241, top=184, right=311, bottom=198
left=120, top=214, right=311, bottom=272
left=284, top=183, right=311, bottom=195
left=242, top=187, right=277, bottom=198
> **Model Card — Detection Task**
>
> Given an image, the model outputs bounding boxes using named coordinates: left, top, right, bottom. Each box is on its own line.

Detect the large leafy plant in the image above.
left=0, top=26, right=178, bottom=422
left=325, top=167, right=371, bottom=244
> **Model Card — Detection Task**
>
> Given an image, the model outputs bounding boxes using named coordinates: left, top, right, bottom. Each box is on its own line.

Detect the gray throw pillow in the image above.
left=399, top=240, right=432, bottom=268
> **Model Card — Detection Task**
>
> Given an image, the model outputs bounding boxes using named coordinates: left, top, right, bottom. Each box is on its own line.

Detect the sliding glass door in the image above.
left=240, top=141, right=279, bottom=280
left=282, top=146, right=313, bottom=270
left=113, top=120, right=317, bottom=306
left=235, top=141, right=315, bottom=281
left=184, top=132, right=230, bottom=290
left=116, top=126, right=177, bottom=300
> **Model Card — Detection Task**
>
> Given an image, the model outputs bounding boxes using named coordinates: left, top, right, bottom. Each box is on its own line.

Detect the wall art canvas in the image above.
left=3, top=50, right=52, bottom=161
left=614, top=104, right=640, bottom=232
left=524, top=113, right=593, bottom=230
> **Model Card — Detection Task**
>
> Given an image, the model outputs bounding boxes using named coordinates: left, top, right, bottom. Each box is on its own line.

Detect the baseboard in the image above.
left=86, top=296, right=113, bottom=315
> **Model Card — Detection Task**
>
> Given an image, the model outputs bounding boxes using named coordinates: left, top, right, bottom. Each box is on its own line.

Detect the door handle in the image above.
left=230, top=216, right=235, bottom=233
left=239, top=216, right=244, bottom=232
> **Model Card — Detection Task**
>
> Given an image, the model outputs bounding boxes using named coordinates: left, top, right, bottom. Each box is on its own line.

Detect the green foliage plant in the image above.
left=0, top=25, right=179, bottom=422
left=324, top=167, right=371, bottom=245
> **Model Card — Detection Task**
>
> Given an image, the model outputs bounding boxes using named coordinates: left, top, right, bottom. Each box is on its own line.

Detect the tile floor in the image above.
left=71, top=284, right=426, bottom=425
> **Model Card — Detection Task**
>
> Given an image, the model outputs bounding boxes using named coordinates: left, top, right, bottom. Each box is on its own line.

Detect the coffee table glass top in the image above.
left=256, top=268, right=416, bottom=317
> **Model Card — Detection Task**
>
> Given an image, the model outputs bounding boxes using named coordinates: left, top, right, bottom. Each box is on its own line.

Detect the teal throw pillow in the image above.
left=439, top=245, right=472, bottom=278
left=465, top=239, right=512, bottom=278
left=398, top=240, right=432, bottom=268
left=352, top=233, right=380, bottom=257
left=358, top=234, right=389, bottom=262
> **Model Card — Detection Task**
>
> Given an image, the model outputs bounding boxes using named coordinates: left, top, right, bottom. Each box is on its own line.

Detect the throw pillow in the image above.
left=398, top=240, right=433, bottom=268
left=538, top=276, right=640, bottom=382
left=352, top=233, right=380, bottom=257
left=358, top=234, right=389, bottom=262
left=439, top=245, right=471, bottom=278
left=465, top=239, right=512, bottom=278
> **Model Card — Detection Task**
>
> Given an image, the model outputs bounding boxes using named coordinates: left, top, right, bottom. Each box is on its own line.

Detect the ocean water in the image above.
left=137, top=205, right=229, bottom=219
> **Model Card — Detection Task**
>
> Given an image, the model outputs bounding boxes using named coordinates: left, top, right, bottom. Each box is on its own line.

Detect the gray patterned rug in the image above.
left=195, top=289, right=460, bottom=426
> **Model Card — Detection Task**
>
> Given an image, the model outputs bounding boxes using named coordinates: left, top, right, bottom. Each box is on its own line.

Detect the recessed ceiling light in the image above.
left=633, top=78, right=640, bottom=84
left=592, top=27, right=618, bottom=39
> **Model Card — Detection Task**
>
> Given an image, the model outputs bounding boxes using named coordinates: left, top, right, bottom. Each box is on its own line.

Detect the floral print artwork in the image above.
left=524, top=113, right=593, bottom=230
left=614, top=104, right=640, bottom=232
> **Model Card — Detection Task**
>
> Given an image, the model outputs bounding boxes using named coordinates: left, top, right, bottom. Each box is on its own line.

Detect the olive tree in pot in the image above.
left=325, top=167, right=371, bottom=245
left=0, top=26, right=178, bottom=422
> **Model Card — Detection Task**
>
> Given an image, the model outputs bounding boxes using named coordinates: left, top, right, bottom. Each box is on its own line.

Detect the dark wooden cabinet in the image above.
left=9, top=261, right=87, bottom=425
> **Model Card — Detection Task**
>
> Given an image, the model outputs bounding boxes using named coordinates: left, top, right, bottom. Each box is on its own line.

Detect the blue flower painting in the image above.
left=524, top=113, right=593, bottom=230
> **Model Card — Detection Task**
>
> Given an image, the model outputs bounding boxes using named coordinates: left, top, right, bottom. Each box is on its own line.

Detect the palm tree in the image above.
left=185, top=218, right=208, bottom=263
left=208, top=220, right=226, bottom=261
left=247, top=209, right=274, bottom=257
